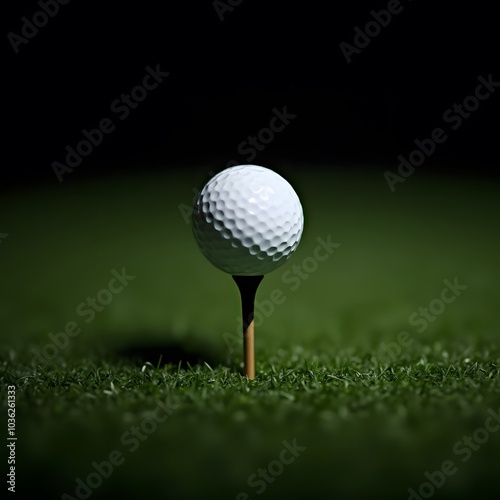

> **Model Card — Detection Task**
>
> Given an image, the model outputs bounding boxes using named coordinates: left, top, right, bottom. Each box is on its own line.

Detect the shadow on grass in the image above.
left=112, top=334, right=228, bottom=369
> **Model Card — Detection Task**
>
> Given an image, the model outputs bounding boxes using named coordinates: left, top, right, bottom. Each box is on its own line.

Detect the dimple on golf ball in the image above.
left=192, top=165, right=304, bottom=275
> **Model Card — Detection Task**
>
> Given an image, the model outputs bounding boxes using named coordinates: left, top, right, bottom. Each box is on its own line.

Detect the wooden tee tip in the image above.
left=244, top=319, right=255, bottom=379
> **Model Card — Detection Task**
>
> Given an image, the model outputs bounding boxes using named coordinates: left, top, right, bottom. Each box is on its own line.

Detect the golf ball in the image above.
left=192, top=165, right=304, bottom=275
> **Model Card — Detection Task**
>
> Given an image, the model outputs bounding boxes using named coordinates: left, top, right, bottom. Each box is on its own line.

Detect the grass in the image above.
left=1, top=166, right=499, bottom=499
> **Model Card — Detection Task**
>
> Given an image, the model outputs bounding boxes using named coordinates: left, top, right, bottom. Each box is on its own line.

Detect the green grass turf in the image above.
left=1, top=167, right=499, bottom=499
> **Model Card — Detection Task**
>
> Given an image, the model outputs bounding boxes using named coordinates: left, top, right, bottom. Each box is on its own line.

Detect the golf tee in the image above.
left=232, top=275, right=264, bottom=380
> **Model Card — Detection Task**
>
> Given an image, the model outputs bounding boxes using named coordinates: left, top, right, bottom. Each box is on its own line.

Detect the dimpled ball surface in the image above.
left=192, top=165, right=304, bottom=275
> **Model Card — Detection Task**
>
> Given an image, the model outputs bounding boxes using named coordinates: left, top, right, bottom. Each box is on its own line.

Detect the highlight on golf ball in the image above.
left=192, top=165, right=304, bottom=275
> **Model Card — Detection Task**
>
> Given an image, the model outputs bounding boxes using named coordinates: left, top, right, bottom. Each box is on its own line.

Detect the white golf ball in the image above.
left=192, top=165, right=304, bottom=275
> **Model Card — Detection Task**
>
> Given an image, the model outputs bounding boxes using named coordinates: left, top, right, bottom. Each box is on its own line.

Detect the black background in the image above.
left=3, top=0, right=499, bottom=190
